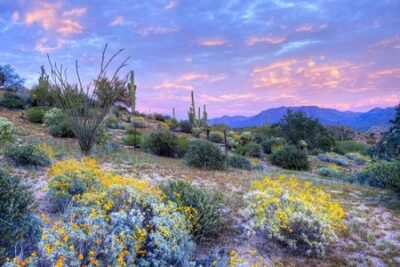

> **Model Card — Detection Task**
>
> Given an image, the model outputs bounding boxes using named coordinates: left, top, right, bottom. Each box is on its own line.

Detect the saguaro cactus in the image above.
left=202, top=104, right=208, bottom=126
left=188, top=90, right=197, bottom=127
left=128, top=71, right=137, bottom=116
left=172, top=107, right=176, bottom=120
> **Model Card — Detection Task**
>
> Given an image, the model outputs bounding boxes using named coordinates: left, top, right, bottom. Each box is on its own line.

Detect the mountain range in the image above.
left=208, top=106, right=396, bottom=131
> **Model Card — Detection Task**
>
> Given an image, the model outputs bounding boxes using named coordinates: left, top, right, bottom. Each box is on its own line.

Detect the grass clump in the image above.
left=4, top=142, right=54, bottom=166
left=161, top=180, right=223, bottom=242
left=185, top=139, right=226, bottom=170
left=270, top=145, right=310, bottom=171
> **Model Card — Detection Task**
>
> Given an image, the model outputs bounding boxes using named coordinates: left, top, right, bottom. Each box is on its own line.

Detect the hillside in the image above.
left=209, top=106, right=396, bottom=131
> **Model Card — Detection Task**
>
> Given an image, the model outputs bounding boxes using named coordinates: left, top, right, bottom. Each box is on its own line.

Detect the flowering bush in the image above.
left=244, top=176, right=345, bottom=256
left=4, top=142, right=54, bottom=166
left=0, top=116, right=16, bottom=143
left=11, top=158, right=195, bottom=267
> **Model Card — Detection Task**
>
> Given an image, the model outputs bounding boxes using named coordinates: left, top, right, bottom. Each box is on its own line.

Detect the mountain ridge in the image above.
left=208, top=106, right=396, bottom=131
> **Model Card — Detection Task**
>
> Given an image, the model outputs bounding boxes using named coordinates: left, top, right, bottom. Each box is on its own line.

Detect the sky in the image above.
left=0, top=0, right=399, bottom=118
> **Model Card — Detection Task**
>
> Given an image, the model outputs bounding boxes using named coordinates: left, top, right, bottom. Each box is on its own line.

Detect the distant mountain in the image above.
left=208, top=106, right=396, bottom=131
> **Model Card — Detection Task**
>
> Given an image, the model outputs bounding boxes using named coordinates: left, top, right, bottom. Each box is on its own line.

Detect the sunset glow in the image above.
left=1, top=0, right=399, bottom=118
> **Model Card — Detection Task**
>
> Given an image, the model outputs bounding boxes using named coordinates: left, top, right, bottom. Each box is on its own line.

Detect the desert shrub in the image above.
left=346, top=152, right=369, bottom=165
left=43, top=108, right=74, bottom=137
left=6, top=158, right=194, bottom=266
left=0, top=170, right=40, bottom=263
left=4, top=143, right=54, bottom=166
left=270, top=145, right=310, bottom=171
left=191, top=127, right=202, bottom=138
left=235, top=142, right=263, bottom=158
left=105, top=116, right=125, bottom=129
left=177, top=120, right=192, bottom=133
left=239, top=131, right=253, bottom=144
left=122, top=132, right=144, bottom=147
left=227, top=154, right=252, bottom=170
left=355, top=161, right=400, bottom=192
left=335, top=140, right=367, bottom=155
left=176, top=136, right=190, bottom=158
left=161, top=180, right=223, bottom=241
left=185, top=139, right=226, bottom=170
left=318, top=153, right=349, bottom=167
left=142, top=129, right=179, bottom=157
left=209, top=131, right=224, bottom=143
left=154, top=113, right=170, bottom=122
left=244, top=176, right=345, bottom=256
left=318, top=165, right=341, bottom=178
left=25, top=107, right=45, bottom=123
left=0, top=116, right=16, bottom=143
left=0, top=92, right=25, bottom=109
left=260, top=137, right=286, bottom=154
left=131, top=116, right=147, bottom=128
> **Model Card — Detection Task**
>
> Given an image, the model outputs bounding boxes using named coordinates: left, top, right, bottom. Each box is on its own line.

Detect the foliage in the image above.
left=185, top=139, right=226, bottom=170
left=4, top=142, right=54, bottom=166
left=244, top=176, right=346, bottom=256
left=318, top=153, right=349, bottom=167
left=131, top=116, right=147, bottom=128
left=270, top=145, right=310, bottom=171
left=48, top=45, right=129, bottom=154
left=209, top=131, right=224, bottom=143
left=123, top=132, right=144, bottom=147
left=0, top=116, right=16, bottom=144
left=318, top=165, right=341, bottom=178
left=176, top=136, right=190, bottom=158
left=335, top=140, right=367, bottom=155
left=191, top=127, right=202, bottom=138
left=372, top=104, right=400, bottom=160
left=8, top=158, right=195, bottom=266
left=280, top=111, right=336, bottom=151
left=43, top=108, right=74, bottom=138
left=178, top=120, right=193, bottom=133
left=161, top=180, right=223, bottom=241
left=355, top=160, right=400, bottom=192
left=0, top=92, right=25, bottom=109
left=29, top=66, right=53, bottom=107
left=235, top=142, right=263, bottom=158
left=327, top=125, right=355, bottom=141
left=0, top=170, right=39, bottom=263
left=239, top=131, right=253, bottom=145
left=25, top=107, right=45, bottom=123
left=105, top=116, right=125, bottom=129
left=0, top=65, right=24, bottom=90
left=227, top=154, right=252, bottom=170
left=142, top=129, right=180, bottom=157
left=260, top=137, right=286, bottom=154
left=346, top=152, right=369, bottom=165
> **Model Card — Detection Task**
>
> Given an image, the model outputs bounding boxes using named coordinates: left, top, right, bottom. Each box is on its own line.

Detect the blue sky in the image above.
left=0, top=0, right=399, bottom=118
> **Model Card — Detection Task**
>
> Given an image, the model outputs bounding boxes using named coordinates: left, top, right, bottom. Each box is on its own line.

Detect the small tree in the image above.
left=0, top=65, right=24, bottom=91
left=48, top=44, right=130, bottom=154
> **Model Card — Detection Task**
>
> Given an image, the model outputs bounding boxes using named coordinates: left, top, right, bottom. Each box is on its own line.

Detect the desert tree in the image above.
left=47, top=44, right=130, bottom=154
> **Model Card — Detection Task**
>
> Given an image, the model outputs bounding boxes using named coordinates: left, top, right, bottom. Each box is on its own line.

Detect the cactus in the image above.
left=202, top=104, right=208, bottom=126
left=128, top=71, right=136, bottom=116
left=172, top=107, right=176, bottom=120
left=188, top=90, right=197, bottom=127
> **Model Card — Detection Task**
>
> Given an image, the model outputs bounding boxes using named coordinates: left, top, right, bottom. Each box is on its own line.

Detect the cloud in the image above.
left=11, top=11, right=19, bottom=22
left=246, top=36, right=286, bottom=46
left=276, top=40, right=321, bottom=55
left=154, top=81, right=193, bottom=90
left=165, top=0, right=178, bottom=9
left=368, top=68, right=400, bottom=79
left=138, top=26, right=178, bottom=36
left=295, top=24, right=327, bottom=33
left=196, top=38, right=227, bottom=47
left=110, top=16, right=125, bottom=26
left=24, top=2, right=86, bottom=36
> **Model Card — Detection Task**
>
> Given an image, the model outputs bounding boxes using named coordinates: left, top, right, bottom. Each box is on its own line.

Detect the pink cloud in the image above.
left=246, top=36, right=286, bottom=46
left=110, top=16, right=125, bottom=26
left=196, top=38, right=227, bottom=47
left=165, top=0, right=178, bottom=9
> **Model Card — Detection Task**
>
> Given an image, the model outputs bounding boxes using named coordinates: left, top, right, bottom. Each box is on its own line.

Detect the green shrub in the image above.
left=239, top=131, right=253, bottom=144
left=142, top=129, right=179, bottom=157
left=318, top=166, right=341, bottom=178
left=0, top=170, right=40, bottom=262
left=209, top=131, right=224, bottom=143
left=270, top=145, right=310, bottom=171
left=25, top=107, right=45, bottom=123
left=177, top=120, right=192, bottom=133
left=335, top=140, right=367, bottom=155
left=185, top=139, right=226, bottom=170
left=105, top=116, right=125, bottom=129
left=355, top=161, right=400, bottom=192
left=318, top=153, right=349, bottom=167
left=176, top=136, right=190, bottom=158
left=0, top=92, right=25, bottom=109
left=123, top=132, right=144, bottom=147
left=0, top=117, right=16, bottom=144
left=43, top=108, right=74, bottom=138
left=235, top=142, right=263, bottom=158
left=228, top=154, right=252, bottom=170
left=4, top=143, right=53, bottom=166
left=161, top=180, right=223, bottom=241
left=131, top=116, right=147, bottom=128
left=191, top=127, right=202, bottom=138
left=260, top=137, right=286, bottom=154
